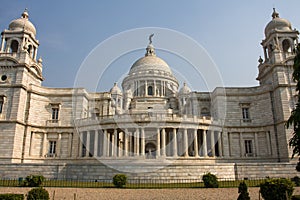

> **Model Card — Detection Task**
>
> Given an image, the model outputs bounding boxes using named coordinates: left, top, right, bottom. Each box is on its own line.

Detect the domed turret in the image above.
left=264, top=8, right=292, bottom=37
left=110, top=82, right=122, bottom=95
left=9, top=9, right=36, bottom=37
left=179, top=82, right=191, bottom=95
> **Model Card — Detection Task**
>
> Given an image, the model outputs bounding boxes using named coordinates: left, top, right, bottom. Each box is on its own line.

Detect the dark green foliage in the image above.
left=27, top=187, right=49, bottom=200
left=113, top=174, right=127, bottom=188
left=0, top=194, right=24, bottom=200
left=287, top=44, right=300, bottom=164
left=259, top=178, right=294, bottom=200
left=202, top=172, right=219, bottom=188
left=23, top=175, right=45, bottom=187
left=292, top=176, right=300, bottom=186
left=237, top=181, right=250, bottom=200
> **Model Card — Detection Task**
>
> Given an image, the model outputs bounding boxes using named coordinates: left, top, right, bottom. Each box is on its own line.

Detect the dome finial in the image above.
left=145, top=34, right=156, bottom=56
left=272, top=8, right=279, bottom=19
left=21, top=8, right=29, bottom=19
left=149, top=33, right=154, bottom=44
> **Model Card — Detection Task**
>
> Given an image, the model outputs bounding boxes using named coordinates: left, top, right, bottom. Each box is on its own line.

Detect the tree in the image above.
left=237, top=181, right=250, bottom=200
left=287, top=44, right=300, bottom=170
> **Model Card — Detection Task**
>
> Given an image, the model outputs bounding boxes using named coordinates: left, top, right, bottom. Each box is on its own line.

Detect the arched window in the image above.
left=27, top=45, right=32, bottom=56
left=148, top=86, right=153, bottom=96
left=201, top=107, right=210, bottom=116
left=282, top=39, right=291, bottom=52
left=10, top=40, right=19, bottom=53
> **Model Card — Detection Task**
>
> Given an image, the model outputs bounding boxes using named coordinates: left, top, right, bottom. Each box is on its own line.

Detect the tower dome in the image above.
left=110, top=83, right=122, bottom=95
left=264, top=8, right=292, bottom=37
left=179, top=82, right=191, bottom=94
left=9, top=9, right=36, bottom=36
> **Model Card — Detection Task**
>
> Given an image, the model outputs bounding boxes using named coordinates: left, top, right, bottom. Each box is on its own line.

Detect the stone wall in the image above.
left=0, top=161, right=297, bottom=181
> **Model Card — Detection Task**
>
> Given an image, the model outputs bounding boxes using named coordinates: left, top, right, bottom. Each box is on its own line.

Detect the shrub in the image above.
left=27, top=187, right=49, bottom=200
left=237, top=181, right=250, bottom=200
left=113, top=174, right=127, bottom=188
left=292, top=176, right=300, bottom=186
left=260, top=178, right=294, bottom=200
left=0, top=194, right=24, bottom=200
left=202, top=172, right=219, bottom=188
left=23, top=175, right=45, bottom=187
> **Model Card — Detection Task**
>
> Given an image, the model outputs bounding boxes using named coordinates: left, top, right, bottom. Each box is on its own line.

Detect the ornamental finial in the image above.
left=149, top=33, right=154, bottom=44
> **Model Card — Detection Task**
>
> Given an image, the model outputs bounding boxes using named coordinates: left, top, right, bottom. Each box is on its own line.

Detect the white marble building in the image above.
left=0, top=9, right=298, bottom=180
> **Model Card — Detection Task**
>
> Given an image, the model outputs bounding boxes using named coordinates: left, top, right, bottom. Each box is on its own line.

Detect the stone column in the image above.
left=255, top=132, right=259, bottom=157
left=141, top=128, right=145, bottom=156
left=135, top=129, right=140, bottom=156
left=161, top=128, right=166, bottom=156
left=29, top=132, right=34, bottom=156
left=114, top=129, right=118, bottom=157
left=203, top=130, right=207, bottom=157
left=1, top=37, right=5, bottom=52
left=154, top=80, right=157, bottom=96
left=85, top=132, right=90, bottom=157
left=183, top=129, right=188, bottom=157
left=79, top=132, right=83, bottom=157
left=124, top=129, right=128, bottom=156
left=94, top=130, right=98, bottom=157
left=210, top=131, right=215, bottom=157
left=40, top=132, right=47, bottom=157
left=102, top=130, right=107, bottom=157
left=222, top=131, right=230, bottom=157
left=239, top=132, right=244, bottom=157
left=266, top=131, right=271, bottom=155
left=217, top=132, right=223, bottom=157
left=68, top=132, right=73, bottom=157
left=156, top=128, right=160, bottom=157
left=193, top=129, right=199, bottom=157
left=56, top=133, right=62, bottom=157
left=172, top=128, right=177, bottom=157
left=145, top=81, right=148, bottom=96
left=111, top=131, right=115, bottom=156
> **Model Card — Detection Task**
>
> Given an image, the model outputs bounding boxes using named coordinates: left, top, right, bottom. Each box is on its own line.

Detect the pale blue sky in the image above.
left=1, top=1, right=300, bottom=92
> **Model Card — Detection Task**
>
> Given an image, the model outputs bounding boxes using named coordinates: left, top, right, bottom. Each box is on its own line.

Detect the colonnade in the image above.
left=78, top=128, right=224, bottom=158
left=133, top=79, right=171, bottom=97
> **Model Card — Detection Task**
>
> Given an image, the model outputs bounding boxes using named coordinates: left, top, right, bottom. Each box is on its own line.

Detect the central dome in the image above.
left=130, top=54, right=172, bottom=74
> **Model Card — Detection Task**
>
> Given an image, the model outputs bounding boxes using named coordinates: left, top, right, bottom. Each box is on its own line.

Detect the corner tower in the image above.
left=257, top=9, right=299, bottom=161
left=0, top=9, right=43, bottom=163
left=0, top=9, right=43, bottom=86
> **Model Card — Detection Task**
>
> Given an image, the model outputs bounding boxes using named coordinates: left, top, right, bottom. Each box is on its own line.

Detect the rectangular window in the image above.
left=52, top=108, right=59, bottom=120
left=242, top=107, right=251, bottom=122
left=244, top=140, right=253, bottom=155
left=49, top=141, right=56, bottom=156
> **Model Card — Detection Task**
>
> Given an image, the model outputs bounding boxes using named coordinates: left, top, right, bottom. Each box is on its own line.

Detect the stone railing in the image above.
left=75, top=113, right=213, bottom=127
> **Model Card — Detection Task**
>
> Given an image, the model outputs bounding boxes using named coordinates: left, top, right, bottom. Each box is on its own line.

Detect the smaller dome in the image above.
left=179, top=82, right=191, bottom=94
left=110, top=83, right=122, bottom=95
left=264, top=8, right=292, bottom=37
left=9, top=9, right=36, bottom=36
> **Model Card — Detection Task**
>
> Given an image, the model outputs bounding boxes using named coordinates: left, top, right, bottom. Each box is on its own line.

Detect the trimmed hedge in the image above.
left=113, top=174, right=127, bottom=188
left=22, top=175, right=45, bottom=187
left=0, top=194, right=24, bottom=200
left=27, top=187, right=49, bottom=200
left=202, top=173, right=219, bottom=188
left=260, top=178, right=294, bottom=200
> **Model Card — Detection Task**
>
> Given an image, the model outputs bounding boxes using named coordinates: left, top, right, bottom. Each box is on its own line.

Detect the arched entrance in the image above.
left=145, top=142, right=156, bottom=159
